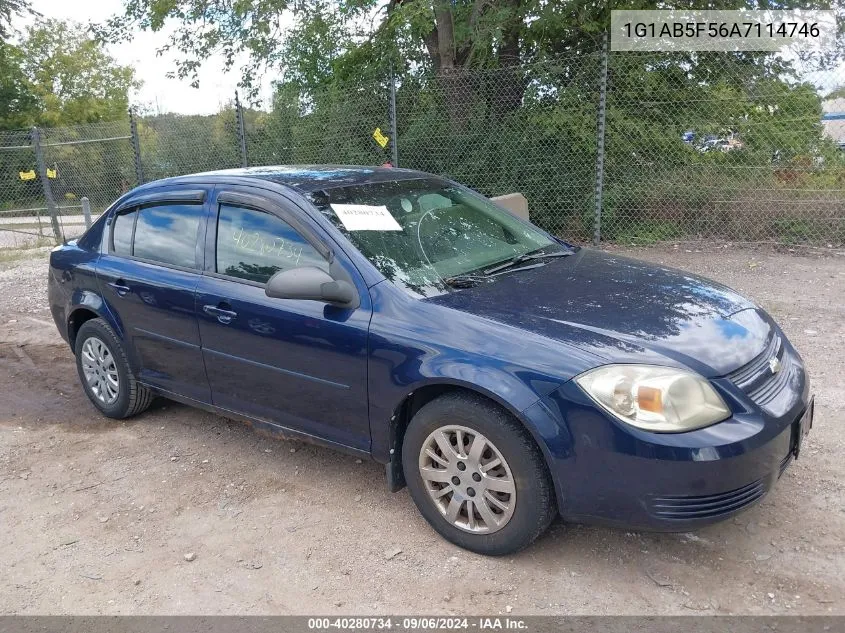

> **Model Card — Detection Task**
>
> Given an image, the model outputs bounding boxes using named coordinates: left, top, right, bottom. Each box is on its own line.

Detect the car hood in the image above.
left=426, top=248, right=772, bottom=377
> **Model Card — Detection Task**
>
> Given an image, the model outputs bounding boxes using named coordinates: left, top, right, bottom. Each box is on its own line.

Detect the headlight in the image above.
left=575, top=365, right=730, bottom=433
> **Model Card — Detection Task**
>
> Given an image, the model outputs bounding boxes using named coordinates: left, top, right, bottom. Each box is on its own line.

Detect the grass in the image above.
left=0, top=238, right=55, bottom=265
left=0, top=222, right=49, bottom=232
left=606, top=220, right=686, bottom=246
left=771, top=219, right=825, bottom=245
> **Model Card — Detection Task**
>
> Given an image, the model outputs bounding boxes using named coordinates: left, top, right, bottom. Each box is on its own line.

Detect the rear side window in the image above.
left=77, top=212, right=108, bottom=251
left=112, top=210, right=137, bottom=256
left=216, top=204, right=328, bottom=284
left=132, top=204, right=203, bottom=268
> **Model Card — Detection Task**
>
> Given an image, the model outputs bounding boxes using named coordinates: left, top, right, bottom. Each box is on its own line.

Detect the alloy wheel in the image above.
left=80, top=336, right=120, bottom=405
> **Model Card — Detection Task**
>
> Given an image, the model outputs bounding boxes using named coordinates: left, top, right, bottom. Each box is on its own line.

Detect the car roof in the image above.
left=138, top=165, right=433, bottom=194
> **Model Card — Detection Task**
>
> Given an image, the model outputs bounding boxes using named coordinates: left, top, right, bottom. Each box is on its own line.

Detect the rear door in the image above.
left=96, top=188, right=211, bottom=403
left=195, top=187, right=372, bottom=451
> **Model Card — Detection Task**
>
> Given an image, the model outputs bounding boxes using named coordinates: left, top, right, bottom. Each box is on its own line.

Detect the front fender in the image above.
left=367, top=329, right=572, bottom=468
left=371, top=370, right=574, bottom=488
left=367, top=282, right=588, bottom=465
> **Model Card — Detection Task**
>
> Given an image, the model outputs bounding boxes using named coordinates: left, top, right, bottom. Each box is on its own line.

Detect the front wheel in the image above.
left=402, top=392, right=557, bottom=555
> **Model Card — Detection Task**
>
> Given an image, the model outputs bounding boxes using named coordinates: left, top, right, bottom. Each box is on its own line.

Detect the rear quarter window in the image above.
left=112, top=210, right=136, bottom=256
left=76, top=212, right=108, bottom=251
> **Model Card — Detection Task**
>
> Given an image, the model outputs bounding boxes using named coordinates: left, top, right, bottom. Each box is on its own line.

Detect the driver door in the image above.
left=195, top=187, right=372, bottom=452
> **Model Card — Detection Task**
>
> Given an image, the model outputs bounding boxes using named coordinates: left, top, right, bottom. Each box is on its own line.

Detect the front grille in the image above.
left=727, top=333, right=795, bottom=411
left=650, top=479, right=766, bottom=520
left=728, top=334, right=781, bottom=391
left=748, top=357, right=796, bottom=406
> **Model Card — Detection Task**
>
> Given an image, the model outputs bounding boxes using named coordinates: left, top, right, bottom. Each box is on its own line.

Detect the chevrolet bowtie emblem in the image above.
left=768, top=357, right=782, bottom=375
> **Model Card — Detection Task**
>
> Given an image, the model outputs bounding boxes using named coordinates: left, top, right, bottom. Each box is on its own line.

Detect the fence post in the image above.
left=593, top=32, right=609, bottom=246
left=129, top=108, right=145, bottom=185
left=235, top=91, right=249, bottom=168
left=389, top=64, right=399, bottom=167
left=31, top=126, right=62, bottom=244
left=81, top=196, right=92, bottom=228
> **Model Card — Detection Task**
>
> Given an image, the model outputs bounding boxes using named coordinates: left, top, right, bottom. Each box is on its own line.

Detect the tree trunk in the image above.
left=488, top=0, right=525, bottom=118
left=432, top=3, right=475, bottom=128
left=421, top=0, right=525, bottom=128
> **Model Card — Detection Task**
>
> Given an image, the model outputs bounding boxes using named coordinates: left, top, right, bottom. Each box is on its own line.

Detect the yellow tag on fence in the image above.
left=372, top=127, right=389, bottom=149
left=19, top=169, right=36, bottom=181
left=47, top=167, right=57, bottom=179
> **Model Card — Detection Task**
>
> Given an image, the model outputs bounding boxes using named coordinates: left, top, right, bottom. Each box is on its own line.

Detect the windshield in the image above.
left=307, top=177, right=560, bottom=297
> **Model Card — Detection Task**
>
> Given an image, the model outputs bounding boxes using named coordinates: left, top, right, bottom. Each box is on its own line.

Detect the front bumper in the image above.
left=528, top=357, right=811, bottom=531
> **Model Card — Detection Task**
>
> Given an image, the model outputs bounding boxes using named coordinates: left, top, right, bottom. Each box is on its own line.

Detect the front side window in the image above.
left=307, top=178, right=560, bottom=297
left=215, top=204, right=328, bottom=284
left=130, top=204, right=203, bottom=268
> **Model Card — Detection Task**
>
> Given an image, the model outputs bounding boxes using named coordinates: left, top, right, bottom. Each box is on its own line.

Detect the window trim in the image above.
left=112, top=189, right=206, bottom=216
left=206, top=189, right=333, bottom=287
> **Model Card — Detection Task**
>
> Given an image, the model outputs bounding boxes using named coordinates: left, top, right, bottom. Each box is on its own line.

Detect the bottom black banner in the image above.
left=0, top=616, right=843, bottom=633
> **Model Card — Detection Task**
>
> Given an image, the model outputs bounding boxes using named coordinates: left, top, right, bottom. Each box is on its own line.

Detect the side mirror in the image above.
left=265, top=266, right=358, bottom=308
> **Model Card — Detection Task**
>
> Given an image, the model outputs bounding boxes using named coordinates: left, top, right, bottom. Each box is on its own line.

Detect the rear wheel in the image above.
left=74, top=318, right=153, bottom=419
left=402, top=392, right=556, bottom=555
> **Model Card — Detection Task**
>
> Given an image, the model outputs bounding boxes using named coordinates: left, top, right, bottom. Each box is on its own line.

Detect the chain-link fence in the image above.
left=2, top=48, right=843, bottom=250
left=0, top=121, right=137, bottom=249
left=602, top=52, right=844, bottom=245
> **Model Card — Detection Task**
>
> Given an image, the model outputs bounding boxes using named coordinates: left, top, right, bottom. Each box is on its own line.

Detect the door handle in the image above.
left=108, top=280, right=131, bottom=296
left=203, top=304, right=238, bottom=325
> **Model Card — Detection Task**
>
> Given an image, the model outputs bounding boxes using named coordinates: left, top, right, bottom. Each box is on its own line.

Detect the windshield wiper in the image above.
left=442, top=274, right=489, bottom=288
left=483, top=250, right=573, bottom=275
left=443, top=261, right=551, bottom=288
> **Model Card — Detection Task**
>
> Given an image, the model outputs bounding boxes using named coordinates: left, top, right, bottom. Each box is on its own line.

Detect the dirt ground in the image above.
left=0, top=243, right=843, bottom=615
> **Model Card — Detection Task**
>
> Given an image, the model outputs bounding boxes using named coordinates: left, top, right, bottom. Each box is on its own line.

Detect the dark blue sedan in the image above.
left=48, top=166, right=813, bottom=555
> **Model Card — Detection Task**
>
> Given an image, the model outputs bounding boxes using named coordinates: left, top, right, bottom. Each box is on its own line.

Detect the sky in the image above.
left=22, top=0, right=276, bottom=115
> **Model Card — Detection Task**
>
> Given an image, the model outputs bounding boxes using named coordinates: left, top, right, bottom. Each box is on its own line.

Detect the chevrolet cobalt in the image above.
left=48, top=166, right=813, bottom=555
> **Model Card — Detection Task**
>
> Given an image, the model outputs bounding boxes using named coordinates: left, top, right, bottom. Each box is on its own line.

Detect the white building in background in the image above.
left=822, top=98, right=845, bottom=148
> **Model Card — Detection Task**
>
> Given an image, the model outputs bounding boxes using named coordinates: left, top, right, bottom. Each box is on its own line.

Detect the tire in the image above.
left=402, top=392, right=556, bottom=555
left=74, top=318, right=153, bottom=419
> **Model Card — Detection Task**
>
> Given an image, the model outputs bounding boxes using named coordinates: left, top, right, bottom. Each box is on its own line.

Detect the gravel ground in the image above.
left=0, top=243, right=843, bottom=615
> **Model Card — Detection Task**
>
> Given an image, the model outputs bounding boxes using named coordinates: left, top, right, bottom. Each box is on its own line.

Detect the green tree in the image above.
left=0, top=0, right=35, bottom=41
left=101, top=1, right=843, bottom=98
left=18, top=20, right=139, bottom=126
left=98, top=0, right=844, bottom=244
left=0, top=0, right=38, bottom=130
left=1, top=19, right=141, bottom=217
left=0, top=41, right=37, bottom=130
left=99, top=0, right=606, bottom=106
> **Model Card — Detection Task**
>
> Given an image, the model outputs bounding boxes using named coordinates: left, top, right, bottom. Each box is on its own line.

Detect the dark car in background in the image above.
left=48, top=166, right=813, bottom=555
